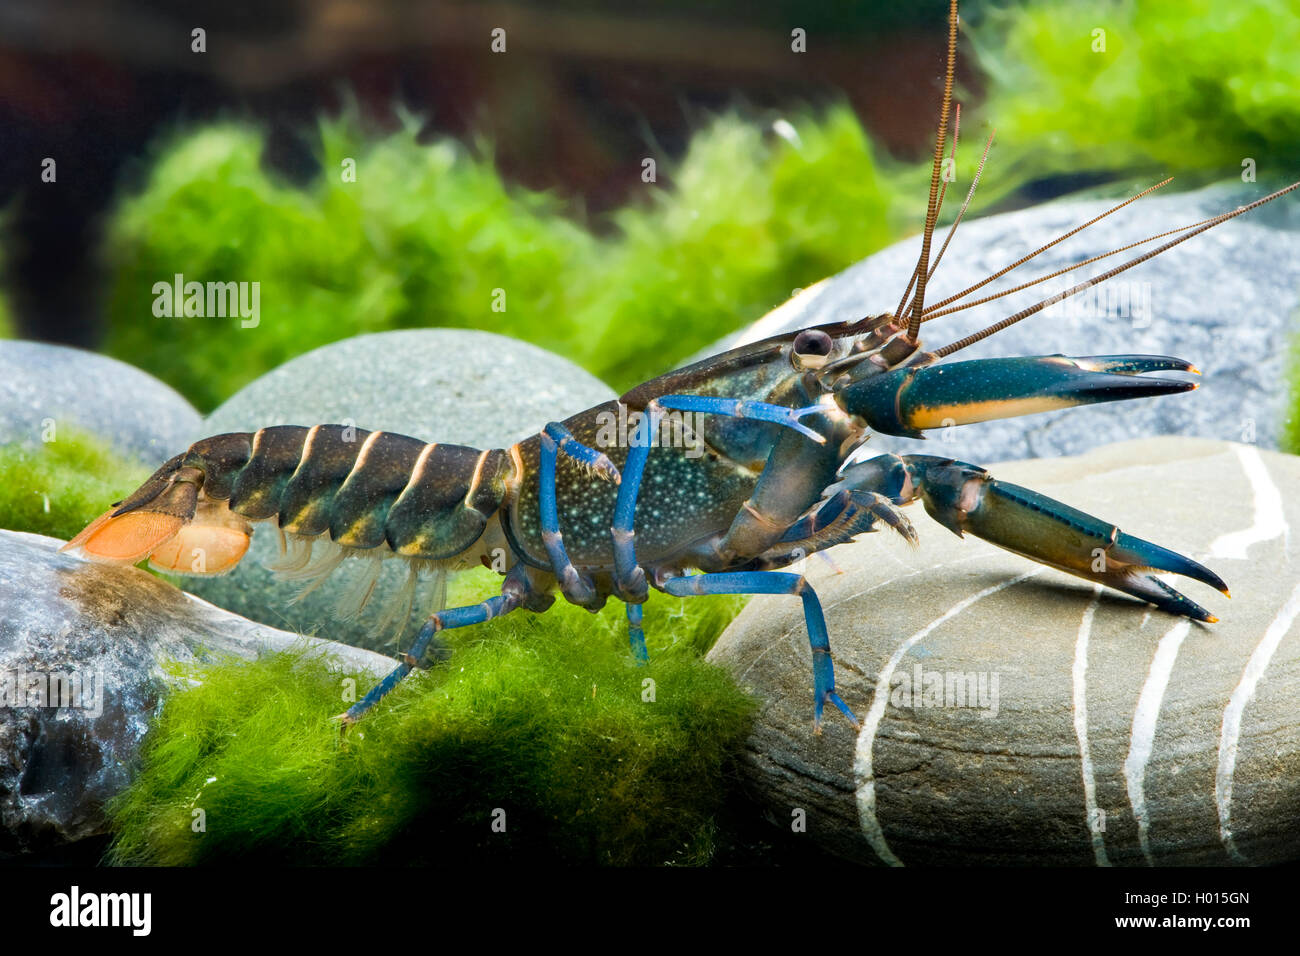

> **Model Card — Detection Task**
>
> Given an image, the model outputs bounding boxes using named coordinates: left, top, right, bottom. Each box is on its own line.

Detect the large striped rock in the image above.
left=708, top=437, right=1300, bottom=866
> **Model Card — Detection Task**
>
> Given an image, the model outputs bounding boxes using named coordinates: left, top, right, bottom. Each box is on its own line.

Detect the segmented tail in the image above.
left=63, top=426, right=516, bottom=593
left=61, top=452, right=252, bottom=575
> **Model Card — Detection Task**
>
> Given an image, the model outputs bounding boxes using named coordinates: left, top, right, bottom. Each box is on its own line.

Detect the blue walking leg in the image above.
left=536, top=422, right=649, bottom=660
left=625, top=602, right=648, bottom=662
left=539, top=423, right=610, bottom=606
left=662, top=571, right=859, bottom=732
left=611, top=403, right=659, bottom=601
left=654, top=395, right=828, bottom=445
left=611, top=395, right=831, bottom=599
left=539, top=420, right=652, bottom=659
left=543, top=422, right=621, bottom=482
left=339, top=593, right=518, bottom=725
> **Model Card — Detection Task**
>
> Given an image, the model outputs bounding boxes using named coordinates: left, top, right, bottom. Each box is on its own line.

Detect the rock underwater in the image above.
left=0, top=530, right=393, bottom=859
left=708, top=437, right=1300, bottom=866
left=0, top=340, right=202, bottom=468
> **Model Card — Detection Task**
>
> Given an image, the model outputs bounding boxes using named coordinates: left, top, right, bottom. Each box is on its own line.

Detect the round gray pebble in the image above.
left=0, top=341, right=202, bottom=467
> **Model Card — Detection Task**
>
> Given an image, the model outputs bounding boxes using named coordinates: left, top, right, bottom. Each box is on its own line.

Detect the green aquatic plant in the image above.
left=101, top=104, right=914, bottom=410
left=107, top=582, right=753, bottom=866
left=0, top=430, right=150, bottom=540
left=582, top=106, right=908, bottom=387
left=95, top=1, right=1300, bottom=409
left=0, top=233, right=13, bottom=338
left=1284, top=336, right=1300, bottom=457
left=968, top=0, right=1300, bottom=183
left=103, top=120, right=593, bottom=413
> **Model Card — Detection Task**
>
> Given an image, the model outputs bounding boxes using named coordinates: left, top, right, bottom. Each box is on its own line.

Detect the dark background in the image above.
left=0, top=0, right=984, bottom=346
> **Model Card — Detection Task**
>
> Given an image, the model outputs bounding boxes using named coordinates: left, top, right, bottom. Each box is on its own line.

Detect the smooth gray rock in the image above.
left=0, top=341, right=202, bottom=467
left=0, top=530, right=394, bottom=859
left=709, top=437, right=1300, bottom=866
left=198, top=328, right=617, bottom=447
left=187, top=329, right=617, bottom=652
left=693, top=182, right=1300, bottom=464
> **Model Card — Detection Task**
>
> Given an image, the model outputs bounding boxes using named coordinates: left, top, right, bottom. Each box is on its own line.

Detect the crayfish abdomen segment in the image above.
left=64, top=424, right=515, bottom=576
left=384, top=443, right=513, bottom=559
left=201, top=426, right=512, bottom=560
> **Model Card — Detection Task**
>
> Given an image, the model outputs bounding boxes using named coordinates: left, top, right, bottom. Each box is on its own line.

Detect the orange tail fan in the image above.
left=61, top=457, right=252, bottom=576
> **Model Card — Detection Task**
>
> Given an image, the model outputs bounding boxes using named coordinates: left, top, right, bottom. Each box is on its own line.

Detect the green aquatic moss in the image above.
left=106, top=585, right=753, bottom=866
left=103, top=119, right=595, bottom=412
left=1284, top=337, right=1300, bottom=457
left=101, top=104, right=915, bottom=410
left=968, top=0, right=1300, bottom=182
left=586, top=107, right=907, bottom=388
left=95, top=1, right=1300, bottom=414
left=0, top=431, right=150, bottom=540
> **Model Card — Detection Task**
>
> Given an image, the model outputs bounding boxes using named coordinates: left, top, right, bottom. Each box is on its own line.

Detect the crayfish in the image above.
left=63, top=1, right=1298, bottom=732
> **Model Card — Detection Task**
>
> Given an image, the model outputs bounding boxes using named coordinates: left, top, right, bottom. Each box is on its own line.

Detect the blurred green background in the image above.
left=1, top=0, right=1298, bottom=418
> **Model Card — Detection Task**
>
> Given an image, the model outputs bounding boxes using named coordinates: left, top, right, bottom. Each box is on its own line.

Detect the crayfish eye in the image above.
left=792, top=329, right=834, bottom=369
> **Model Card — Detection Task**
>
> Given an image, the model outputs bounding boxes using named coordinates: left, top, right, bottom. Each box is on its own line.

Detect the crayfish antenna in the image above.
left=893, top=103, right=961, bottom=326
left=918, top=178, right=1171, bottom=322
left=918, top=123, right=994, bottom=288
left=904, top=0, right=960, bottom=343
left=933, top=180, right=1300, bottom=358
left=919, top=209, right=1226, bottom=324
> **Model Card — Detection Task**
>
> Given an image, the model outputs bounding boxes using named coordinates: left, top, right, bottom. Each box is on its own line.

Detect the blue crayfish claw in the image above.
left=904, top=455, right=1228, bottom=623
left=834, top=354, right=1199, bottom=438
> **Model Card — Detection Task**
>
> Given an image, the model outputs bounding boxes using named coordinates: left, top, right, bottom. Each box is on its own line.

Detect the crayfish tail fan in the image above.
left=61, top=454, right=252, bottom=575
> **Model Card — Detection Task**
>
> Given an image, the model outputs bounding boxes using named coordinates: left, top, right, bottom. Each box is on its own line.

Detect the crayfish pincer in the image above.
left=63, top=0, right=1295, bottom=734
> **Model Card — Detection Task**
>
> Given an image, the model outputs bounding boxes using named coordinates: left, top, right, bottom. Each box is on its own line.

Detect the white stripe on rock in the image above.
left=1216, top=577, right=1300, bottom=862
left=1072, top=585, right=1110, bottom=866
left=1209, top=445, right=1288, bottom=559
left=1124, top=617, right=1190, bottom=865
left=1124, top=443, right=1287, bottom=865
left=854, top=569, right=1040, bottom=867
